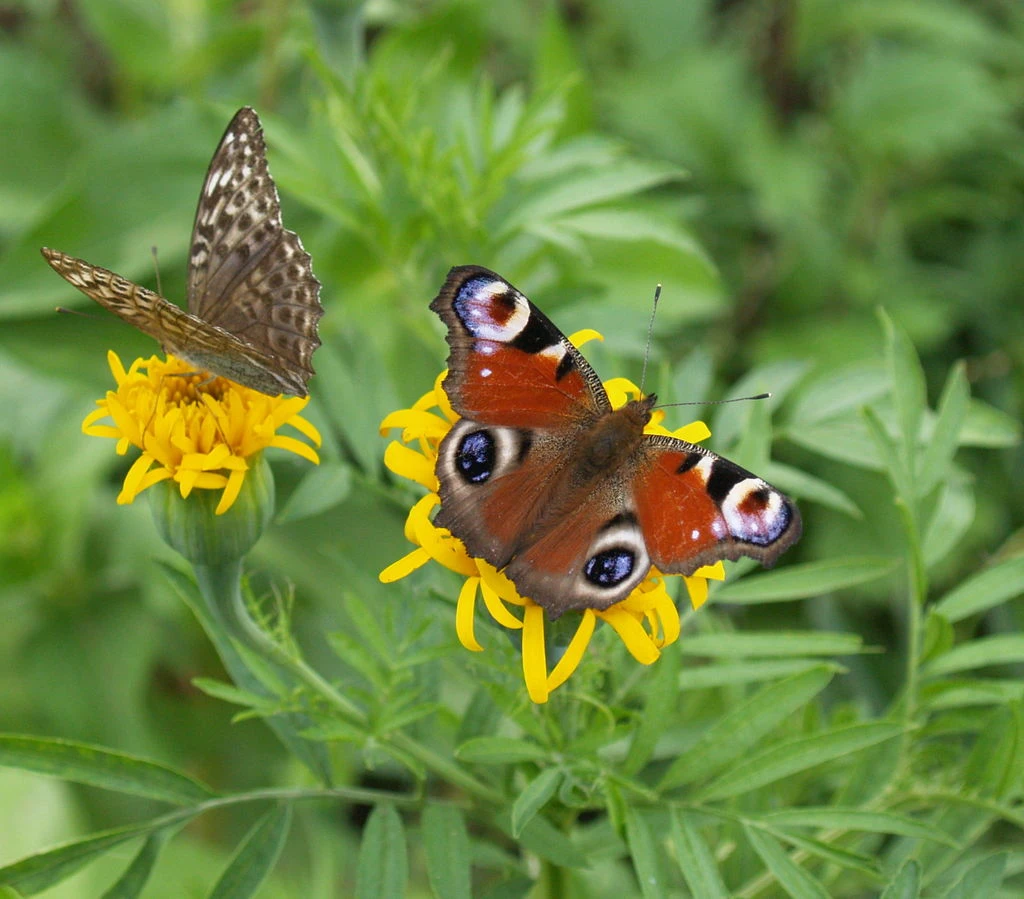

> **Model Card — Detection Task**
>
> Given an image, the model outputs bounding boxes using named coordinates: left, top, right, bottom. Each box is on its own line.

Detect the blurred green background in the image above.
left=1, top=0, right=1022, bottom=895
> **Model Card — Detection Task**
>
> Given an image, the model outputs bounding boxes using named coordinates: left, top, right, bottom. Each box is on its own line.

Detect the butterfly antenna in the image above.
left=658, top=393, right=771, bottom=410
left=638, top=283, right=662, bottom=397
left=151, top=246, right=163, bottom=296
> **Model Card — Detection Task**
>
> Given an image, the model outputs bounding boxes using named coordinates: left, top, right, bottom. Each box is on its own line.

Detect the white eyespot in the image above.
left=574, top=516, right=651, bottom=608
left=458, top=282, right=531, bottom=341
left=480, top=367, right=492, bottom=378
left=691, top=529, right=700, bottom=541
left=721, top=479, right=786, bottom=545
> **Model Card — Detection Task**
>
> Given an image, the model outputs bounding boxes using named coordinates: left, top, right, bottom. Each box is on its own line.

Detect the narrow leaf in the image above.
left=276, top=462, right=351, bottom=523
left=670, top=811, right=729, bottom=899
left=511, top=768, right=562, bottom=837
left=209, top=804, right=292, bottom=899
left=660, top=666, right=835, bottom=789
left=680, top=632, right=863, bottom=659
left=455, top=737, right=548, bottom=765
left=422, top=805, right=471, bottom=899
left=917, top=362, right=969, bottom=496
left=355, top=805, right=408, bottom=899
left=0, top=735, right=214, bottom=804
left=945, top=852, right=1006, bottom=899
left=624, top=807, right=664, bottom=899
left=933, top=555, right=1024, bottom=623
left=511, top=815, right=589, bottom=869
left=880, top=860, right=920, bottom=899
left=712, top=557, right=895, bottom=604
left=743, top=824, right=829, bottom=899
left=698, top=722, right=902, bottom=801
left=924, top=635, right=1024, bottom=677
left=101, top=832, right=169, bottom=899
left=759, top=808, right=957, bottom=847
left=678, top=660, right=842, bottom=690
left=623, top=641, right=679, bottom=774
left=879, top=308, right=926, bottom=480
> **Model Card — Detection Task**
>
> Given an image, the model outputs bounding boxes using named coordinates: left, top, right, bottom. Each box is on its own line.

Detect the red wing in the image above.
left=633, top=436, right=801, bottom=575
left=430, top=266, right=609, bottom=429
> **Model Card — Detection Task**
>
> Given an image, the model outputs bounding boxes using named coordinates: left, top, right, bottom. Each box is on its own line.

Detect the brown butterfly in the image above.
left=42, top=107, right=322, bottom=397
left=431, top=266, right=802, bottom=617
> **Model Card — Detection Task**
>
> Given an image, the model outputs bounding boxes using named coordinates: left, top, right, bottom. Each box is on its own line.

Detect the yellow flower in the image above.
left=83, top=351, right=321, bottom=515
left=379, top=331, right=725, bottom=704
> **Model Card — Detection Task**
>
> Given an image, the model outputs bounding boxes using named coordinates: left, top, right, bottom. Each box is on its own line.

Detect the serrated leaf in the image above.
left=881, top=860, right=920, bottom=899
left=743, top=824, right=829, bottom=899
left=209, top=804, right=292, bottom=899
left=624, top=807, right=663, bottom=899
left=356, top=805, right=407, bottom=899
left=680, top=631, right=863, bottom=659
left=511, top=768, right=562, bottom=837
left=422, top=805, right=471, bottom=899
left=0, top=735, right=214, bottom=804
left=698, top=722, right=902, bottom=801
left=933, top=555, right=1024, bottom=623
left=917, top=362, right=969, bottom=496
left=924, top=635, right=1024, bottom=676
left=660, top=666, right=835, bottom=789
left=759, top=808, right=957, bottom=847
left=100, top=832, right=169, bottom=899
left=276, top=462, right=351, bottom=523
left=455, top=737, right=548, bottom=765
left=670, top=811, right=729, bottom=899
left=712, top=557, right=895, bottom=604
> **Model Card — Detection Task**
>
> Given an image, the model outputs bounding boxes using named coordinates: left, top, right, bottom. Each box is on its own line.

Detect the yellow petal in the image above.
left=695, top=561, right=726, bottom=581
left=106, top=350, right=128, bottom=384
left=480, top=577, right=525, bottom=630
left=455, top=577, right=484, bottom=652
left=269, top=434, right=320, bottom=465
left=600, top=607, right=661, bottom=664
left=384, top=441, right=436, bottom=490
left=215, top=468, right=246, bottom=514
left=547, top=610, right=596, bottom=692
left=568, top=329, right=604, bottom=349
left=684, top=575, right=709, bottom=610
left=286, top=413, right=322, bottom=447
left=674, top=421, right=711, bottom=443
left=379, top=548, right=432, bottom=582
left=522, top=604, right=549, bottom=704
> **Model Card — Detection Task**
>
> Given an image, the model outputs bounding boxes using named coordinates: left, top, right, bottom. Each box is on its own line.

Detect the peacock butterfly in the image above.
left=430, top=266, right=801, bottom=618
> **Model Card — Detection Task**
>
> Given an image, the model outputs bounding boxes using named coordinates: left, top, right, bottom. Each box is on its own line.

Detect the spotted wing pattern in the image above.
left=187, top=108, right=322, bottom=387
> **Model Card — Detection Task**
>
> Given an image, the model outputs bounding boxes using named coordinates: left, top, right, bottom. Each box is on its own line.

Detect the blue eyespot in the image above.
left=455, top=430, right=495, bottom=484
left=584, top=549, right=635, bottom=587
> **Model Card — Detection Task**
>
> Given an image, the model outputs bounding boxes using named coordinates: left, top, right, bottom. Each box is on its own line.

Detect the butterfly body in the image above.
left=42, top=108, right=322, bottom=397
left=431, top=266, right=801, bottom=617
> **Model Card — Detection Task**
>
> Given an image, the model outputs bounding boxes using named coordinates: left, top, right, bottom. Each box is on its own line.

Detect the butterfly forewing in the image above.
left=42, top=107, right=322, bottom=398
left=188, top=108, right=322, bottom=384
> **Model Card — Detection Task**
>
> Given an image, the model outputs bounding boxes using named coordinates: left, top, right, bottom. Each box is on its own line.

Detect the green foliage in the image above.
left=0, top=0, right=1022, bottom=896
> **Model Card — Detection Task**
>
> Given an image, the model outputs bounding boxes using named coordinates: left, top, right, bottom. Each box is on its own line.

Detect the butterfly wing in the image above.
left=430, top=266, right=610, bottom=428
left=633, top=435, right=802, bottom=575
left=187, top=107, right=322, bottom=392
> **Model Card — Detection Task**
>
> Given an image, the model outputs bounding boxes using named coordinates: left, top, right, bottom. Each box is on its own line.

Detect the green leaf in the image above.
left=422, top=805, right=471, bottom=899
left=100, top=832, right=169, bottom=899
left=698, top=722, right=902, bottom=801
left=762, top=462, right=862, bottom=518
left=356, top=805, right=408, bottom=899
left=743, top=824, right=829, bottom=899
left=959, top=400, right=1021, bottom=448
left=863, top=404, right=912, bottom=504
left=623, top=639, right=679, bottom=774
left=677, top=660, right=843, bottom=690
left=917, top=362, right=969, bottom=496
left=670, top=811, right=729, bottom=899
left=660, top=666, right=835, bottom=789
left=712, top=557, right=895, bottom=603
left=191, top=679, right=282, bottom=714
left=878, top=309, right=926, bottom=472
left=787, top=419, right=883, bottom=471
left=455, top=737, right=548, bottom=765
left=933, top=554, right=1024, bottom=622
left=963, top=705, right=1022, bottom=799
left=922, top=479, right=976, bottom=567
left=944, top=852, right=1006, bottom=899
left=276, top=462, right=352, bottom=523
left=209, top=804, right=292, bottom=899
left=624, top=807, right=664, bottom=899
left=924, top=635, right=1024, bottom=676
left=880, top=860, right=920, bottom=899
left=0, top=821, right=175, bottom=895
left=766, top=829, right=880, bottom=879
left=511, top=814, right=589, bottom=869
left=788, top=361, right=888, bottom=427
left=680, top=631, right=863, bottom=659
left=511, top=768, right=562, bottom=837
left=0, top=735, right=215, bottom=804
left=759, top=808, right=957, bottom=847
